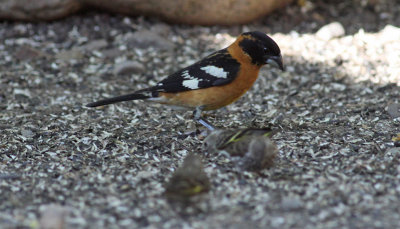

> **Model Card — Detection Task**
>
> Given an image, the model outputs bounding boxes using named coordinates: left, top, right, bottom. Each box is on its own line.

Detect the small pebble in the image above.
left=316, top=22, right=345, bottom=40
left=56, top=49, right=84, bottom=61
left=114, top=61, right=145, bottom=75
left=281, top=197, right=304, bottom=211
left=387, top=103, right=400, bottom=118
left=21, top=129, right=35, bottom=138
left=82, top=39, right=108, bottom=51
left=380, top=25, right=400, bottom=42
left=126, top=30, right=175, bottom=51
left=39, top=204, right=69, bottom=229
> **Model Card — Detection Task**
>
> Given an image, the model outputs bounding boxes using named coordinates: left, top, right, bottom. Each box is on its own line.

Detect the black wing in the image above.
left=150, top=49, right=240, bottom=93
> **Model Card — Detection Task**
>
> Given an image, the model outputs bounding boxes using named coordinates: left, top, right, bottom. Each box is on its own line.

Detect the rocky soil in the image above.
left=1, top=1, right=400, bottom=228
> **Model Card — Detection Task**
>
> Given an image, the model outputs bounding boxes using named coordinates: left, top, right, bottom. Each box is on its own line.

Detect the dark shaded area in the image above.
left=263, top=0, right=399, bottom=34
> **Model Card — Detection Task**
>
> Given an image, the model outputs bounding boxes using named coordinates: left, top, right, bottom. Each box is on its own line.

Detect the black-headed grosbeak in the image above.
left=203, top=128, right=277, bottom=171
left=87, top=31, right=284, bottom=130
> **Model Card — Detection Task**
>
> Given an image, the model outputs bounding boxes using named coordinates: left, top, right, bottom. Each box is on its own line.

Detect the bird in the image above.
left=238, top=136, right=277, bottom=171
left=164, top=153, right=210, bottom=200
left=87, top=31, right=284, bottom=130
left=202, top=127, right=276, bottom=156
left=393, top=133, right=400, bottom=147
left=203, top=128, right=277, bottom=171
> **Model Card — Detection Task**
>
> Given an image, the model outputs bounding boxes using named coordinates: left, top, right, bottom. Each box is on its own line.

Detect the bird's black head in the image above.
left=239, top=31, right=284, bottom=70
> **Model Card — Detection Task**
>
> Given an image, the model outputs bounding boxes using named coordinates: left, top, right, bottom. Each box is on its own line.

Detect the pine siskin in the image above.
left=203, top=128, right=278, bottom=171
left=238, top=136, right=277, bottom=171
left=164, top=153, right=211, bottom=200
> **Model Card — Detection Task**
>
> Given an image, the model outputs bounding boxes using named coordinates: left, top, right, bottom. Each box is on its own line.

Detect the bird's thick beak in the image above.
left=266, top=54, right=284, bottom=71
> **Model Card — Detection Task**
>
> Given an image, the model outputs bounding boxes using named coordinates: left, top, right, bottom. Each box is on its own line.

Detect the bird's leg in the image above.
left=193, top=107, right=216, bottom=131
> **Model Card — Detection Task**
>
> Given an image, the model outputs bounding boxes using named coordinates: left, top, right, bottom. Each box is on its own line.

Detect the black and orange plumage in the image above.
left=87, top=31, right=284, bottom=130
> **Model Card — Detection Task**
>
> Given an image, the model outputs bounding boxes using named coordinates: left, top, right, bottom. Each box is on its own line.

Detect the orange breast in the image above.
left=159, top=65, right=260, bottom=110
left=158, top=38, right=261, bottom=110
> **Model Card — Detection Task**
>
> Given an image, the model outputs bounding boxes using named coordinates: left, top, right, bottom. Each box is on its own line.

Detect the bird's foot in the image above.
left=196, top=118, right=216, bottom=131
left=193, top=106, right=216, bottom=131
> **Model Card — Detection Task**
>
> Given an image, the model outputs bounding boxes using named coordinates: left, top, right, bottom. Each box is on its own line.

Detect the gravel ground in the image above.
left=1, top=1, right=400, bottom=228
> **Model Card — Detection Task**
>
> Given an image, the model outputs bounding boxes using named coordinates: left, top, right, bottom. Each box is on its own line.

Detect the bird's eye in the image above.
left=263, top=47, right=268, bottom=53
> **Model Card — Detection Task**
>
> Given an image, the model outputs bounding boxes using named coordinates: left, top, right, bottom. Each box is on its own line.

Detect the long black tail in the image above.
left=86, top=92, right=151, bottom=107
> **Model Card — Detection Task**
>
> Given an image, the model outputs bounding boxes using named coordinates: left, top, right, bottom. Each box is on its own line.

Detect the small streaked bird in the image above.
left=87, top=31, right=284, bottom=130
left=238, top=136, right=277, bottom=171
left=164, top=153, right=210, bottom=200
left=203, top=128, right=277, bottom=171
left=393, top=133, right=400, bottom=147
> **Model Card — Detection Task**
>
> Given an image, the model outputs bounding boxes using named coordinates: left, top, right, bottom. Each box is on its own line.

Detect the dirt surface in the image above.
left=1, top=1, right=400, bottom=228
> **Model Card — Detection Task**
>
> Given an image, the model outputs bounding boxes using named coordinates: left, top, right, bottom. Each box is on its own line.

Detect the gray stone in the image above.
left=82, top=39, right=108, bottom=51
left=387, top=103, right=400, bottom=118
left=56, top=49, right=84, bottom=61
left=126, top=30, right=175, bottom=51
left=281, top=197, right=304, bottom=211
left=114, top=61, right=145, bottom=75
left=21, top=129, right=35, bottom=138
left=15, top=45, right=46, bottom=60
left=102, top=48, right=123, bottom=59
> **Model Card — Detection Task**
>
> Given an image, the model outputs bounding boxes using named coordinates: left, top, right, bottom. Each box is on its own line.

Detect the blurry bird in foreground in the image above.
left=164, top=153, right=210, bottom=201
left=203, top=128, right=278, bottom=171
left=393, top=133, right=400, bottom=147
left=238, top=136, right=277, bottom=171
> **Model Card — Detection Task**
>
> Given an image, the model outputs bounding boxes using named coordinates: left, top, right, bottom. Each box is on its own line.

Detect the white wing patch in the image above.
left=182, top=79, right=200, bottom=89
left=181, top=70, right=202, bottom=89
left=200, top=66, right=228, bottom=78
left=182, top=70, right=191, bottom=79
